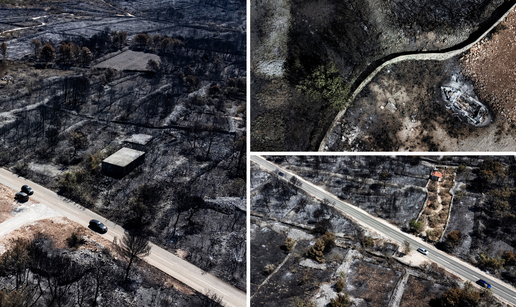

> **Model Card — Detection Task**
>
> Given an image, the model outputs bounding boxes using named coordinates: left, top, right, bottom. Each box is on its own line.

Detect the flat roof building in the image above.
left=102, top=147, right=145, bottom=178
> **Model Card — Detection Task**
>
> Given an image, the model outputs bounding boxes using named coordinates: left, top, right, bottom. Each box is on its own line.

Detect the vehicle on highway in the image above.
left=89, top=219, right=108, bottom=233
left=417, top=247, right=428, bottom=255
left=278, top=172, right=284, bottom=177
left=14, top=192, right=28, bottom=202
left=21, top=185, right=34, bottom=195
left=476, top=279, right=491, bottom=289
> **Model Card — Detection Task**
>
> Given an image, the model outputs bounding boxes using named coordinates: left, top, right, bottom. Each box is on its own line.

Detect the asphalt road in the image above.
left=0, top=168, right=246, bottom=307
left=251, top=155, right=516, bottom=306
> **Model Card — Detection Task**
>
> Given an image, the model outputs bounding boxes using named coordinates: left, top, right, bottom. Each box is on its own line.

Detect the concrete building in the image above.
left=102, top=147, right=145, bottom=178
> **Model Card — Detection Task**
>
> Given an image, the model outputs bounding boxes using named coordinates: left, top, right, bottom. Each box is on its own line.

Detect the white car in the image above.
left=417, top=247, right=428, bottom=255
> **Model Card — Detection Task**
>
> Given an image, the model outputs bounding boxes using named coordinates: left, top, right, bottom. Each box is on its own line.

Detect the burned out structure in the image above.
left=102, top=147, right=145, bottom=178
left=441, top=86, right=491, bottom=126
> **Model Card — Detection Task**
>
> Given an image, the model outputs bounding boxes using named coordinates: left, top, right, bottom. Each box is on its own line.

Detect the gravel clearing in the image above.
left=0, top=202, right=62, bottom=239
left=461, top=8, right=516, bottom=122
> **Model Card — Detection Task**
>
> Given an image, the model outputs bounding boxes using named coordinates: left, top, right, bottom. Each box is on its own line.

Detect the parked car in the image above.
left=14, top=192, right=28, bottom=202
left=21, top=185, right=34, bottom=195
left=278, top=172, right=284, bottom=177
left=417, top=247, right=428, bottom=255
left=89, top=220, right=108, bottom=233
left=476, top=279, right=491, bottom=289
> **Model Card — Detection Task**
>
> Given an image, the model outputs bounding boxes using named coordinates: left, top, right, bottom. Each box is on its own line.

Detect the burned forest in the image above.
left=0, top=0, right=246, bottom=304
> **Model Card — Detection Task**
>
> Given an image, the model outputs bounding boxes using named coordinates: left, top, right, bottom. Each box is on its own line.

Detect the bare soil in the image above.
left=326, top=58, right=516, bottom=151
left=399, top=276, right=448, bottom=307
left=93, top=50, right=161, bottom=71
left=0, top=183, right=15, bottom=224
left=346, top=260, right=402, bottom=307
left=250, top=226, right=288, bottom=294
left=461, top=8, right=516, bottom=122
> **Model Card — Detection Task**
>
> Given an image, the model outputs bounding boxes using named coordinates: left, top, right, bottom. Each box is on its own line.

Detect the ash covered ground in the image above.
left=251, top=158, right=512, bottom=307
left=251, top=0, right=514, bottom=151
left=0, top=0, right=246, bottom=301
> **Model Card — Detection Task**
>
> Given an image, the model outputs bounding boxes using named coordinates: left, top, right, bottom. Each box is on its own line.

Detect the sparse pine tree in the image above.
left=39, top=43, right=56, bottom=66
left=30, top=39, right=42, bottom=57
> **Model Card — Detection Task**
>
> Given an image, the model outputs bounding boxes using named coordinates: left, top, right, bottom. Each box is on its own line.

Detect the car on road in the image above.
left=278, top=172, right=284, bottom=177
left=89, top=219, right=108, bottom=233
left=14, top=192, right=28, bottom=202
left=417, top=247, right=428, bottom=255
left=476, top=279, right=491, bottom=289
left=21, top=185, right=34, bottom=195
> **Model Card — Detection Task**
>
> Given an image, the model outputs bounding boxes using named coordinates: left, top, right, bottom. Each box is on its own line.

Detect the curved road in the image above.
left=252, top=155, right=516, bottom=306
left=318, top=2, right=516, bottom=151
left=0, top=168, right=246, bottom=307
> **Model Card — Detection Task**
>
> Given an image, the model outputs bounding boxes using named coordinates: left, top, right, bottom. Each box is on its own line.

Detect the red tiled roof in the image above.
left=431, top=170, right=443, bottom=178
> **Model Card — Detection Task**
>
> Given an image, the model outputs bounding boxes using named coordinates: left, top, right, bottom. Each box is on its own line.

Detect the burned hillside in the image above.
left=251, top=160, right=510, bottom=307
left=251, top=0, right=509, bottom=151
left=0, top=217, right=224, bottom=307
left=264, top=156, right=432, bottom=226
left=0, top=0, right=246, bottom=292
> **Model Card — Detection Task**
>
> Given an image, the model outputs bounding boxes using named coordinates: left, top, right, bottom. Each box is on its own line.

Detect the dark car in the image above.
left=278, top=172, right=284, bottom=177
left=89, top=220, right=108, bottom=233
left=476, top=279, right=491, bottom=289
left=21, top=185, right=34, bottom=195
left=14, top=192, right=28, bottom=202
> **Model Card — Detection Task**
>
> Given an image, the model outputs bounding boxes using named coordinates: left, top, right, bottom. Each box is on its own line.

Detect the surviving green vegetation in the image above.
left=306, top=231, right=336, bottom=263
left=296, top=63, right=350, bottom=111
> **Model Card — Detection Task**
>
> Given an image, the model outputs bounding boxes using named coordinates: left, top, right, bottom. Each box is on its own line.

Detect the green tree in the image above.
left=292, top=297, right=316, bottom=307
left=296, top=62, right=350, bottom=110
left=409, top=219, right=423, bottom=233
left=431, top=282, right=480, bottom=307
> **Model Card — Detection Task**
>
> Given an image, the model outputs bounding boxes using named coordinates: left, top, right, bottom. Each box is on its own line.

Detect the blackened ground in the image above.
left=250, top=227, right=289, bottom=295
left=328, top=57, right=516, bottom=151
left=251, top=0, right=506, bottom=151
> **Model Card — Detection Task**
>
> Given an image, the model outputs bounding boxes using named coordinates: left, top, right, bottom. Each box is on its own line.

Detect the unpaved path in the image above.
left=0, top=202, right=61, bottom=239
